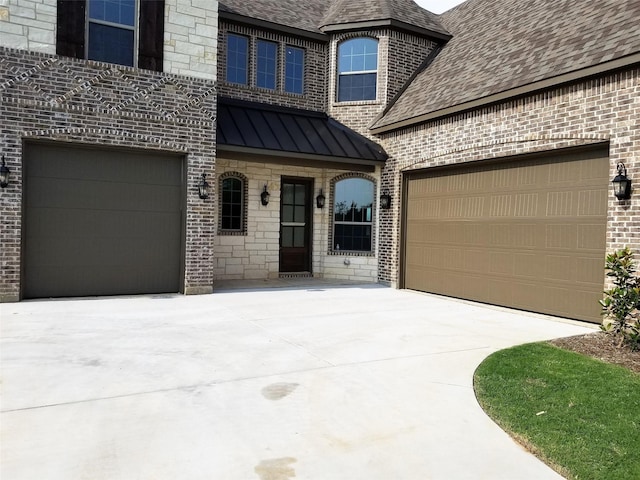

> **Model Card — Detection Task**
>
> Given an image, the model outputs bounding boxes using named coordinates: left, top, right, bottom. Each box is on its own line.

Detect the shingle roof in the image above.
left=320, top=0, right=449, bottom=37
left=373, top=0, right=640, bottom=130
left=219, top=0, right=448, bottom=38
left=217, top=98, right=388, bottom=163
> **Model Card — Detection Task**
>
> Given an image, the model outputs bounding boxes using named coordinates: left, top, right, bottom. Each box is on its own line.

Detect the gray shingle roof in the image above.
left=217, top=98, right=388, bottom=163
left=374, top=0, right=640, bottom=130
left=219, top=0, right=448, bottom=37
left=320, top=0, right=449, bottom=37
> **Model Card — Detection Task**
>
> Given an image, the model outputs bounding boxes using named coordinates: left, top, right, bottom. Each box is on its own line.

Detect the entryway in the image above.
left=279, top=177, right=313, bottom=273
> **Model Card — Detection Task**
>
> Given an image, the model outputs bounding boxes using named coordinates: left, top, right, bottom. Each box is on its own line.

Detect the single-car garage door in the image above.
left=23, top=143, right=184, bottom=298
left=403, top=147, right=609, bottom=323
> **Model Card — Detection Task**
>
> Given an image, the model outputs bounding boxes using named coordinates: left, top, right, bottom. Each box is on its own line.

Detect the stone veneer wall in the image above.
left=376, top=68, right=640, bottom=286
left=213, top=158, right=381, bottom=283
left=0, top=0, right=218, bottom=80
left=0, top=47, right=216, bottom=301
left=217, top=20, right=327, bottom=111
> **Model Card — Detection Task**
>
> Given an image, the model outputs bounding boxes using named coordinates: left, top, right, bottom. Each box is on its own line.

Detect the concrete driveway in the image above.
left=1, top=285, right=594, bottom=479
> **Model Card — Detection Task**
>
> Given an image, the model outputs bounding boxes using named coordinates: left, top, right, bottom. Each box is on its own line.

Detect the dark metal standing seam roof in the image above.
left=217, top=98, right=388, bottom=163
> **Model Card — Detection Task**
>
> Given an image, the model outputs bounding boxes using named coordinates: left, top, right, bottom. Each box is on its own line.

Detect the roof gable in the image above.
left=374, top=0, right=640, bottom=131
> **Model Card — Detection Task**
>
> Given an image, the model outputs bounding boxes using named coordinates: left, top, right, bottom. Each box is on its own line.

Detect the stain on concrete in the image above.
left=255, top=457, right=297, bottom=480
left=261, top=383, right=298, bottom=401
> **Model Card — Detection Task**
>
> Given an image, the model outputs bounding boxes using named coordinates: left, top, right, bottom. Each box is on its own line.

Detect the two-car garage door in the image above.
left=403, top=147, right=609, bottom=323
left=23, top=143, right=184, bottom=299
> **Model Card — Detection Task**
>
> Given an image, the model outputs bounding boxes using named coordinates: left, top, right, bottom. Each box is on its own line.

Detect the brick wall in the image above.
left=214, top=157, right=381, bottom=283
left=0, top=0, right=217, bottom=79
left=376, top=68, right=640, bottom=286
left=217, top=20, right=327, bottom=111
left=0, top=47, right=216, bottom=301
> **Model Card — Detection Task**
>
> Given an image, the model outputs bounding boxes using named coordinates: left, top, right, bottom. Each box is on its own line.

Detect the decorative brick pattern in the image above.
left=0, top=47, right=216, bottom=301
left=376, top=68, right=640, bottom=287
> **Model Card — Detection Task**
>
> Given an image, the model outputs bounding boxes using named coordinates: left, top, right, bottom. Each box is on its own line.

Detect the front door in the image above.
left=280, top=178, right=312, bottom=273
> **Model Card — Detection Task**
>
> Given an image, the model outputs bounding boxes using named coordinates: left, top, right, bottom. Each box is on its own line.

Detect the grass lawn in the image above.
left=474, top=342, right=640, bottom=480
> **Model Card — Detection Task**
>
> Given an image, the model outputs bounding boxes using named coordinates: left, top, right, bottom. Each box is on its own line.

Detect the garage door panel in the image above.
left=24, top=144, right=183, bottom=298
left=404, top=147, right=608, bottom=322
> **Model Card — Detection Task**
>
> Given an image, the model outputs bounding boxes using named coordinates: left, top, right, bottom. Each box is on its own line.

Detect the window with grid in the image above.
left=333, top=178, right=374, bottom=252
left=285, top=46, right=304, bottom=94
left=256, top=40, right=277, bottom=90
left=337, top=37, right=378, bottom=102
left=226, top=33, right=249, bottom=85
left=221, top=177, right=244, bottom=231
left=87, top=0, right=137, bottom=66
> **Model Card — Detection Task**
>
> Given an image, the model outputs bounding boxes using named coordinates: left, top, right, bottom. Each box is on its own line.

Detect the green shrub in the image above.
left=599, top=247, right=640, bottom=350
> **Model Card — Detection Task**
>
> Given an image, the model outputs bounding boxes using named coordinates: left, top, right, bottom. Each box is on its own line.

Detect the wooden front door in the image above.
left=280, top=178, right=312, bottom=273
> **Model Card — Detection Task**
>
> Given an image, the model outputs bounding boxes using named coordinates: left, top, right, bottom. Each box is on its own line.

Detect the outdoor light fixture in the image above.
left=380, top=190, right=392, bottom=210
left=612, top=162, right=632, bottom=201
left=260, top=184, right=270, bottom=206
left=198, top=173, right=210, bottom=199
left=316, top=189, right=326, bottom=209
left=0, top=156, right=10, bottom=189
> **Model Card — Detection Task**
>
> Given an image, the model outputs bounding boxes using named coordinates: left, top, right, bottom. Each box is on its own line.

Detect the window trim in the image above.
left=256, top=39, right=278, bottom=90
left=336, top=36, right=379, bottom=103
left=284, top=45, right=305, bottom=95
left=226, top=33, right=250, bottom=85
left=329, top=174, right=377, bottom=254
left=218, top=172, right=248, bottom=235
left=86, top=0, right=139, bottom=67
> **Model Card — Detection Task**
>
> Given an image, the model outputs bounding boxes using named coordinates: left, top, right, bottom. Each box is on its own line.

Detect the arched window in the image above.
left=333, top=177, right=374, bottom=251
left=337, top=37, right=378, bottom=102
left=219, top=174, right=247, bottom=233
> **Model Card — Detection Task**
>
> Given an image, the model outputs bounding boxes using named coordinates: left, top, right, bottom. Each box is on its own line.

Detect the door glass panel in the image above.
left=282, top=226, right=293, bottom=247
left=282, top=184, right=294, bottom=204
left=282, top=205, right=294, bottom=223
left=295, top=184, right=305, bottom=203
left=294, top=227, right=305, bottom=247
left=294, top=205, right=305, bottom=223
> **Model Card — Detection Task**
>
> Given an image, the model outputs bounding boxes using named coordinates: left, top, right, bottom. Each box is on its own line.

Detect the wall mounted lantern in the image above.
left=612, top=162, right=631, bottom=201
left=0, top=156, right=10, bottom=189
left=380, top=190, right=392, bottom=210
left=198, top=173, right=209, bottom=199
left=316, top=189, right=326, bottom=209
left=260, top=184, right=270, bottom=206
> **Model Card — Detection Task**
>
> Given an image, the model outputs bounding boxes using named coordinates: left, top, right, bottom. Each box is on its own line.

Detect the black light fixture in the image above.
left=260, top=184, right=270, bottom=206
left=380, top=190, right=391, bottom=210
left=198, top=173, right=209, bottom=199
left=0, top=156, right=10, bottom=189
left=612, top=162, right=631, bottom=201
left=316, top=189, right=326, bottom=209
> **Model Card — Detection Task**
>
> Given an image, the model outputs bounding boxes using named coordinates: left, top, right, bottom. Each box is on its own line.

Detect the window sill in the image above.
left=328, top=250, right=375, bottom=257
left=218, top=230, right=247, bottom=236
left=332, top=100, right=381, bottom=107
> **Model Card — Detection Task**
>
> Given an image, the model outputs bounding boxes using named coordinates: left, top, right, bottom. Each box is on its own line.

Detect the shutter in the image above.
left=138, top=0, right=165, bottom=72
left=56, top=0, right=85, bottom=59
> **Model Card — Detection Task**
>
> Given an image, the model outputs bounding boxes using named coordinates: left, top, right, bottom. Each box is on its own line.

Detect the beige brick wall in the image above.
left=214, top=157, right=382, bottom=283
left=376, top=68, right=640, bottom=286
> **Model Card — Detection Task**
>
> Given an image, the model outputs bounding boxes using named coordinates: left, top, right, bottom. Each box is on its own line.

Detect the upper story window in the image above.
left=226, top=34, right=249, bottom=85
left=88, top=0, right=136, bottom=66
left=56, top=0, right=164, bottom=72
left=256, top=40, right=277, bottom=90
left=337, top=37, right=378, bottom=102
left=333, top=177, right=374, bottom=252
left=285, top=46, right=304, bottom=94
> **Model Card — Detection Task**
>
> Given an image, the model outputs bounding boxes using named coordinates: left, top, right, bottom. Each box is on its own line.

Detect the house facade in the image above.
left=1, top=0, right=639, bottom=324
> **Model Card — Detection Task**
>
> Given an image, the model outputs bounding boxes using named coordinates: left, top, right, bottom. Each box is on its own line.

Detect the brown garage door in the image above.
left=403, top=147, right=609, bottom=323
left=23, top=143, right=184, bottom=298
